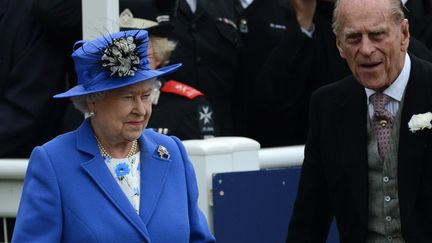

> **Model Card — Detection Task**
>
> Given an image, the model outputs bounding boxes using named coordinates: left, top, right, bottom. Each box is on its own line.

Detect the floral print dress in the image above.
left=104, top=152, right=141, bottom=213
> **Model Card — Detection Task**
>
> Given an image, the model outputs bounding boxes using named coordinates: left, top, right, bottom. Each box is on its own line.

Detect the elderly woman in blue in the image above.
left=12, top=30, right=215, bottom=243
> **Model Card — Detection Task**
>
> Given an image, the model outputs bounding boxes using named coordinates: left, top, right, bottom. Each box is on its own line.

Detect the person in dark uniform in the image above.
left=136, top=14, right=218, bottom=139
left=149, top=79, right=218, bottom=139
left=119, top=7, right=219, bottom=140
left=121, top=0, right=240, bottom=136
left=233, top=0, right=292, bottom=147
left=161, top=0, right=242, bottom=136
left=0, top=0, right=81, bottom=158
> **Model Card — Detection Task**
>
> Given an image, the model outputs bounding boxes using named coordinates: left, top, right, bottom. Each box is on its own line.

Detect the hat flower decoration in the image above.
left=101, top=35, right=140, bottom=77
left=408, top=112, right=432, bottom=133
left=54, top=29, right=181, bottom=98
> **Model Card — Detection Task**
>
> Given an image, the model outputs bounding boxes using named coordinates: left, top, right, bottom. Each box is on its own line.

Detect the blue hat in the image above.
left=54, top=29, right=181, bottom=98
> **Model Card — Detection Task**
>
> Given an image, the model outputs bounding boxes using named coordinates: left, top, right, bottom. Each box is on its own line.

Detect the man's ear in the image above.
left=400, top=19, right=410, bottom=52
left=336, top=38, right=346, bottom=59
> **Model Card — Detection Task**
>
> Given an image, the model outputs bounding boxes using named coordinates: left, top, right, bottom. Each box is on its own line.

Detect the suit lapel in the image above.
left=398, top=55, right=431, bottom=220
left=138, top=133, right=171, bottom=225
left=337, top=78, right=369, bottom=226
left=76, top=120, right=151, bottom=242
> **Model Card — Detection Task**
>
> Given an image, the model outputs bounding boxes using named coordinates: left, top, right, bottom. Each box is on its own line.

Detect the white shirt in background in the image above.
left=186, top=0, right=197, bottom=13
left=240, top=0, right=254, bottom=9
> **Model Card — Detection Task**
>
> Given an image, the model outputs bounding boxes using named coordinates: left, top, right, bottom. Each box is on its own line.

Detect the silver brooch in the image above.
left=157, top=145, right=170, bottom=160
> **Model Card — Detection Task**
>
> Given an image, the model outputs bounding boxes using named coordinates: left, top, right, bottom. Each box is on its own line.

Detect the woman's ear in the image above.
left=87, top=100, right=96, bottom=114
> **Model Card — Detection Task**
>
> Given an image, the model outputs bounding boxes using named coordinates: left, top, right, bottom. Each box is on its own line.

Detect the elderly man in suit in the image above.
left=286, top=0, right=432, bottom=242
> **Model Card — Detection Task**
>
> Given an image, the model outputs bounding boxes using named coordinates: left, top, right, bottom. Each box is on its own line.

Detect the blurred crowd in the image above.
left=1, top=0, right=432, bottom=159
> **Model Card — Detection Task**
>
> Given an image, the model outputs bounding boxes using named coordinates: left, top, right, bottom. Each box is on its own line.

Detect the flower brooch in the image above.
left=408, top=112, right=432, bottom=133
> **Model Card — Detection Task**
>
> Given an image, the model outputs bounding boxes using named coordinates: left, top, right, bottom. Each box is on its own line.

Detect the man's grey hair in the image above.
left=332, top=0, right=406, bottom=36
left=149, top=36, right=177, bottom=67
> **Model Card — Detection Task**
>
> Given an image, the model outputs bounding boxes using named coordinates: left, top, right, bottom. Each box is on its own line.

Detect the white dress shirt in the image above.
left=365, top=53, right=411, bottom=119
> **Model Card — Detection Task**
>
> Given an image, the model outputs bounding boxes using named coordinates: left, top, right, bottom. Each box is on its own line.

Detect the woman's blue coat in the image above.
left=13, top=119, right=215, bottom=243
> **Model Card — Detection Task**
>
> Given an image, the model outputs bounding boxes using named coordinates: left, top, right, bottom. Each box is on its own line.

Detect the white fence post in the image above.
left=0, top=160, right=28, bottom=217
left=182, top=137, right=261, bottom=231
left=82, top=0, right=119, bottom=40
left=182, top=139, right=232, bottom=231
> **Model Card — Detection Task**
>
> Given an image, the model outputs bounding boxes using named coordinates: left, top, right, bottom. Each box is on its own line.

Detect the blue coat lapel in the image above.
left=138, top=133, right=172, bottom=225
left=75, top=120, right=151, bottom=242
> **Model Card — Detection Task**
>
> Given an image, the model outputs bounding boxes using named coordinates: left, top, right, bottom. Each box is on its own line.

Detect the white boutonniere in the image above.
left=408, top=112, right=432, bottom=133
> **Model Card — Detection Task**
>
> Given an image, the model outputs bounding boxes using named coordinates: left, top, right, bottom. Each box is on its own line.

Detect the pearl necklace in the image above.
left=95, top=137, right=138, bottom=159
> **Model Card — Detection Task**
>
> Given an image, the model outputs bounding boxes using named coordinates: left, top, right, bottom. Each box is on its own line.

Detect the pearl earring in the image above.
left=86, top=111, right=95, bottom=118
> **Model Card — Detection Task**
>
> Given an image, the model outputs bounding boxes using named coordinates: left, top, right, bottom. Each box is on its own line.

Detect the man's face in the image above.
left=335, top=0, right=410, bottom=91
left=148, top=41, right=159, bottom=69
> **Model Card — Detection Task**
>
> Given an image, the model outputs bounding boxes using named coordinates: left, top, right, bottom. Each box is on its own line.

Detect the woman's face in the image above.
left=89, top=81, right=154, bottom=145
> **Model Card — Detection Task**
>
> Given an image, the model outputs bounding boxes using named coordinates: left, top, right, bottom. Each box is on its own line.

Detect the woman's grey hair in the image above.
left=71, top=79, right=160, bottom=115
left=149, top=36, right=177, bottom=67
left=71, top=92, right=106, bottom=115
left=332, top=0, right=406, bottom=36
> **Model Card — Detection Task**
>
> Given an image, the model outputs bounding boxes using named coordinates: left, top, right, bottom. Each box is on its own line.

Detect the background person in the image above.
left=0, top=0, right=81, bottom=158
left=12, top=30, right=215, bottom=243
left=119, top=9, right=219, bottom=139
left=233, top=0, right=292, bottom=147
left=146, top=35, right=219, bottom=139
left=162, top=0, right=242, bottom=136
left=404, top=0, right=432, bottom=50
left=286, top=0, right=432, bottom=242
